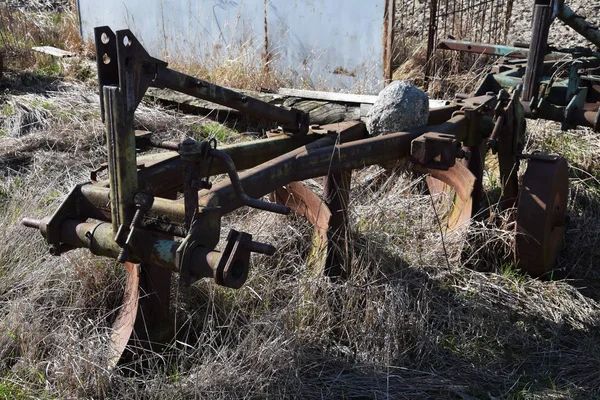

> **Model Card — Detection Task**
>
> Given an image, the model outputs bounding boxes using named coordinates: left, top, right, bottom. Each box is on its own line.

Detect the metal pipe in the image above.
left=200, top=116, right=467, bottom=216
left=438, top=39, right=569, bottom=60
left=557, top=1, right=600, bottom=49
left=23, top=218, right=220, bottom=280
left=209, top=148, right=291, bottom=215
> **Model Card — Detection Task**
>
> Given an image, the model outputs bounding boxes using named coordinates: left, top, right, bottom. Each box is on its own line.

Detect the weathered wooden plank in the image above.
left=278, top=88, right=379, bottom=104
left=147, top=87, right=448, bottom=127
left=147, top=88, right=361, bottom=126
left=32, top=46, right=75, bottom=58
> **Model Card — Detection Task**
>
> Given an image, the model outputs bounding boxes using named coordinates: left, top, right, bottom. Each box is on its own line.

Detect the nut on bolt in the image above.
left=116, top=191, right=155, bottom=263
left=456, top=149, right=471, bottom=160
left=133, top=191, right=154, bottom=212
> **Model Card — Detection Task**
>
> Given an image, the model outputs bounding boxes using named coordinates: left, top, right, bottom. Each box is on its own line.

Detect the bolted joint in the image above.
left=410, top=132, right=459, bottom=170
left=456, top=149, right=471, bottom=160
left=134, top=190, right=154, bottom=212
left=178, top=138, right=205, bottom=160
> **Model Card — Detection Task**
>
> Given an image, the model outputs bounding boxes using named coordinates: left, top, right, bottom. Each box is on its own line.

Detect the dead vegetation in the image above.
left=1, top=1, right=600, bottom=399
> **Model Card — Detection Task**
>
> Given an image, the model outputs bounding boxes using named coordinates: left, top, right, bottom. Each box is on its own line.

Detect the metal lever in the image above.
left=209, top=148, right=291, bottom=215
left=114, top=191, right=154, bottom=263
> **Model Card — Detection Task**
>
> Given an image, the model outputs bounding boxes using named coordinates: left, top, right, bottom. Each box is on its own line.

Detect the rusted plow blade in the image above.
left=271, top=182, right=331, bottom=246
left=422, top=162, right=477, bottom=234
left=515, top=156, right=569, bottom=277
left=271, top=182, right=333, bottom=272
left=108, top=262, right=139, bottom=369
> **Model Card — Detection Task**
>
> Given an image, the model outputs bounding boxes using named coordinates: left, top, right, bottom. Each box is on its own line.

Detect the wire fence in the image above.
left=394, top=0, right=514, bottom=85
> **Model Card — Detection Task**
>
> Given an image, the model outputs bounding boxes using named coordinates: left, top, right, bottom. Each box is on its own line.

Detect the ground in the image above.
left=1, top=1, right=600, bottom=399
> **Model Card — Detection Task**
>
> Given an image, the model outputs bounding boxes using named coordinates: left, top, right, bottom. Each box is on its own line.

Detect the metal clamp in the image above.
left=114, top=191, right=155, bottom=263
left=410, top=132, right=460, bottom=170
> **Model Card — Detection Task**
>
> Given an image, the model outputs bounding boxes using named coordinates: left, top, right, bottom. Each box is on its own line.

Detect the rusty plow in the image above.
left=20, top=21, right=588, bottom=365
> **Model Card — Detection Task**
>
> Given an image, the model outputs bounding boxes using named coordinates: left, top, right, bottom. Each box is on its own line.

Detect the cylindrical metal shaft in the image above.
left=557, top=2, right=600, bottom=49
left=22, top=218, right=220, bottom=280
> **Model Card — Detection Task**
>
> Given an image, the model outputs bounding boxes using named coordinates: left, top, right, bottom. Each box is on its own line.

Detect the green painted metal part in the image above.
left=104, top=86, right=138, bottom=232
left=557, top=1, right=600, bottom=49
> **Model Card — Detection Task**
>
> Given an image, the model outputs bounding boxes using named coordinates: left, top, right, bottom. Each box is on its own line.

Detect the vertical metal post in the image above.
left=323, top=171, right=352, bottom=279
left=131, top=191, right=178, bottom=360
left=425, top=0, right=438, bottom=89
left=383, top=0, right=395, bottom=85
left=134, top=263, right=173, bottom=353
left=522, top=0, right=554, bottom=102
left=103, top=85, right=138, bottom=232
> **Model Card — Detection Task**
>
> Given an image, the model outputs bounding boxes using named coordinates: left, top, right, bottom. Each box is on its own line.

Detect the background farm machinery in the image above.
left=21, top=0, right=600, bottom=367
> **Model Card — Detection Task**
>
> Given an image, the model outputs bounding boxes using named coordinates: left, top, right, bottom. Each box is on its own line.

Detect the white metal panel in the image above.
left=78, top=0, right=388, bottom=93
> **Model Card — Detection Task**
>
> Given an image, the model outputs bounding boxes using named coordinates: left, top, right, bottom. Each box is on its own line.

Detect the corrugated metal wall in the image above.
left=78, top=0, right=394, bottom=94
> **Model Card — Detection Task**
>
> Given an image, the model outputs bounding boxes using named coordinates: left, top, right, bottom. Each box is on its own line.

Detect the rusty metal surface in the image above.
left=323, top=171, right=352, bottom=278
left=515, top=156, right=569, bottom=277
left=271, top=182, right=331, bottom=245
left=108, top=261, right=139, bottom=369
left=24, top=14, right=600, bottom=365
left=420, top=162, right=476, bottom=232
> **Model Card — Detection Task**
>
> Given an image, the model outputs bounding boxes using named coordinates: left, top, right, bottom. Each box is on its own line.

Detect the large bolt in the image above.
left=116, top=191, right=155, bottom=263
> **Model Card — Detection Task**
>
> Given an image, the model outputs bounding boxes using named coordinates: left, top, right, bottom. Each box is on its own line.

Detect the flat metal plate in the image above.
left=515, top=157, right=569, bottom=277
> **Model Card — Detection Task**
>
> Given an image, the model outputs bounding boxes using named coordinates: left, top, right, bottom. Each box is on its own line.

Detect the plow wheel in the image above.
left=514, top=156, right=568, bottom=277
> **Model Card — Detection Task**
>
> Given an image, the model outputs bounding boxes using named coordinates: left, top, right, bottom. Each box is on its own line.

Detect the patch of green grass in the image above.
left=201, top=122, right=237, bottom=144
left=1, top=105, right=15, bottom=117
left=0, top=378, right=28, bottom=400
left=501, top=262, right=527, bottom=287
left=35, top=58, right=62, bottom=78
left=41, top=189, right=62, bottom=207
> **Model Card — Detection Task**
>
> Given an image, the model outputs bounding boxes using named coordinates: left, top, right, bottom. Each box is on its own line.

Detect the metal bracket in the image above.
left=95, top=27, right=167, bottom=120
left=410, top=132, right=460, bottom=170
left=45, top=184, right=85, bottom=253
left=215, top=230, right=252, bottom=290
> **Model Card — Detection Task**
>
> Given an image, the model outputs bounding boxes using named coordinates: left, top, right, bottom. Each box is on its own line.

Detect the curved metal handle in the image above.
left=209, top=148, right=290, bottom=215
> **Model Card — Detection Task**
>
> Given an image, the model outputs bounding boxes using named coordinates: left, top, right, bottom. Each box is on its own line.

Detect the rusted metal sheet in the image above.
left=77, top=0, right=392, bottom=92
left=108, top=262, right=139, bottom=370
left=515, top=156, right=569, bottom=277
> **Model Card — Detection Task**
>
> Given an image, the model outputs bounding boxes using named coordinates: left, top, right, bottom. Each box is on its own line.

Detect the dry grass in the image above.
left=2, top=81, right=600, bottom=397
left=0, top=0, right=89, bottom=75
left=1, top=2, right=600, bottom=399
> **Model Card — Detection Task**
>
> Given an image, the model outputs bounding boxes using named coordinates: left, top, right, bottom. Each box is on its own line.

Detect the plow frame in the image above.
left=23, top=0, right=600, bottom=365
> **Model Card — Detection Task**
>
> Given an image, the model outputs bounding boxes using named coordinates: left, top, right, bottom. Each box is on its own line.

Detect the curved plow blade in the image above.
left=420, top=163, right=477, bottom=257
left=270, top=182, right=332, bottom=271
left=107, top=261, right=139, bottom=370
left=422, top=163, right=476, bottom=232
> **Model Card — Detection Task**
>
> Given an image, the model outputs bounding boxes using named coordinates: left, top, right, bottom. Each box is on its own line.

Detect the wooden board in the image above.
left=32, top=46, right=75, bottom=58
